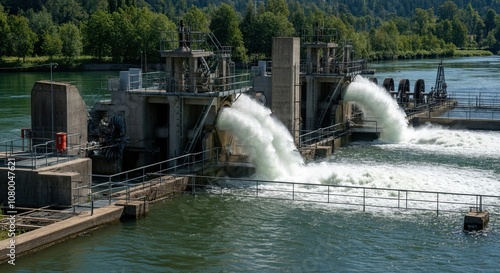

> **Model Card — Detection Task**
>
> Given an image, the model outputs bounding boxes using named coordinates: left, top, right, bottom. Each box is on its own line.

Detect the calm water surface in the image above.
left=1, top=57, right=500, bottom=272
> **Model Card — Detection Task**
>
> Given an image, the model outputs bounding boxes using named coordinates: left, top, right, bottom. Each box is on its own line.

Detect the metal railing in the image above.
left=186, top=176, right=500, bottom=216
left=298, top=122, right=347, bottom=149
left=1, top=133, right=83, bottom=169
left=31, top=133, right=82, bottom=169
left=72, top=148, right=222, bottom=214
left=442, top=92, right=500, bottom=120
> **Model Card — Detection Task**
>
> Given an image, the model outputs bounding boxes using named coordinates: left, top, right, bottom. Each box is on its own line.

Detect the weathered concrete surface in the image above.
left=112, top=175, right=188, bottom=202
left=0, top=158, right=91, bottom=207
left=464, top=210, right=489, bottom=231
left=31, top=81, right=87, bottom=151
left=116, top=200, right=149, bottom=218
left=315, top=146, right=332, bottom=158
left=272, top=37, right=301, bottom=143
left=0, top=205, right=124, bottom=264
left=413, top=117, right=500, bottom=131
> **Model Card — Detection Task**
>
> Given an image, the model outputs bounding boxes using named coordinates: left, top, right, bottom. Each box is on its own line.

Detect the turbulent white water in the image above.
left=217, top=83, right=500, bottom=198
left=345, top=76, right=409, bottom=142
left=217, top=94, right=304, bottom=180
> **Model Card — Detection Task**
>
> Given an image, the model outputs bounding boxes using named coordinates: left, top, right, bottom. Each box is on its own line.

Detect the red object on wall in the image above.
left=56, top=132, right=67, bottom=152
left=21, top=128, right=31, bottom=138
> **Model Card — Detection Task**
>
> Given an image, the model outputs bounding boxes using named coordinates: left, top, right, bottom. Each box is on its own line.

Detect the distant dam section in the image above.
left=413, top=117, right=500, bottom=131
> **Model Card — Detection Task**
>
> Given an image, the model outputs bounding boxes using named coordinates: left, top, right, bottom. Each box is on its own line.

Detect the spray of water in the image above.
left=345, top=76, right=409, bottom=142
left=217, top=94, right=304, bottom=180
left=216, top=81, right=500, bottom=199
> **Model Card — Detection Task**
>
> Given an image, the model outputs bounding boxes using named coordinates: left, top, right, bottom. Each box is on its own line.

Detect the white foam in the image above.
left=216, top=83, right=500, bottom=209
left=217, top=94, right=304, bottom=180
left=345, top=76, right=409, bottom=142
left=379, top=123, right=500, bottom=158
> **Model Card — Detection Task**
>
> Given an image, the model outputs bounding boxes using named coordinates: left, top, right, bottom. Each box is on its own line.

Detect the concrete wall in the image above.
left=272, top=37, right=301, bottom=142
left=0, top=158, right=91, bottom=207
left=31, top=81, right=87, bottom=148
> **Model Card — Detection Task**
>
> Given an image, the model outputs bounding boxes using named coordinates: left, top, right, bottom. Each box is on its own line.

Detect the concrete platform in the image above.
left=0, top=205, right=124, bottom=264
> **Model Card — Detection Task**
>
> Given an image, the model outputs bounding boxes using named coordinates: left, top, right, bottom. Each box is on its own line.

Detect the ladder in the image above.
left=176, top=97, right=184, bottom=139
left=183, top=98, right=216, bottom=155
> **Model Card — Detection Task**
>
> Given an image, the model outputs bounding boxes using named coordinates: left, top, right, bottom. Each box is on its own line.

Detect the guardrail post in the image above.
left=398, top=190, right=400, bottom=208
left=363, top=188, right=366, bottom=212
left=108, top=176, right=112, bottom=205
left=327, top=186, right=330, bottom=203
left=192, top=177, right=195, bottom=195
left=436, top=193, right=439, bottom=216
left=256, top=181, right=259, bottom=198
left=292, top=183, right=295, bottom=200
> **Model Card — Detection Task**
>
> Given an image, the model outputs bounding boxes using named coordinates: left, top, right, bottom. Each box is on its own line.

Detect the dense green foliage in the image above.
left=0, top=0, right=499, bottom=66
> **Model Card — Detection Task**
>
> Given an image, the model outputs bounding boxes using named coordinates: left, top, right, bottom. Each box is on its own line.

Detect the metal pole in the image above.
left=108, top=176, right=112, bottom=205
left=436, top=193, right=439, bottom=216
left=363, top=188, right=366, bottom=212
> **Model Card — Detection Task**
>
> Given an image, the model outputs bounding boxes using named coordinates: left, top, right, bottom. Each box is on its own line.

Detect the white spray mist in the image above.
left=217, top=94, right=304, bottom=180
left=345, top=76, right=409, bottom=143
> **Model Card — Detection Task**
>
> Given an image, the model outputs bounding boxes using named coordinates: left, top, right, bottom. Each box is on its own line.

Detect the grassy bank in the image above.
left=0, top=56, right=114, bottom=71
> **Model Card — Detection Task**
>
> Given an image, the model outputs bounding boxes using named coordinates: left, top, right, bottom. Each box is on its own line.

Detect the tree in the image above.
left=109, top=7, right=134, bottom=61
left=267, top=0, right=289, bottom=18
left=82, top=9, right=112, bottom=60
left=136, top=8, right=175, bottom=61
left=484, top=9, right=497, bottom=34
left=81, top=0, right=108, bottom=15
left=183, top=6, right=209, bottom=33
left=252, top=11, right=294, bottom=58
left=25, top=7, right=56, bottom=56
left=437, top=19, right=454, bottom=45
left=240, top=0, right=258, bottom=56
left=45, top=0, right=87, bottom=24
left=289, top=0, right=305, bottom=36
left=412, top=8, right=435, bottom=36
left=461, top=3, right=485, bottom=45
left=370, top=21, right=399, bottom=56
left=0, top=4, right=9, bottom=57
left=451, top=18, right=468, bottom=48
left=7, top=15, right=37, bottom=62
left=41, top=31, right=62, bottom=60
left=210, top=3, right=248, bottom=62
left=59, top=23, right=83, bottom=62
left=438, top=0, right=459, bottom=21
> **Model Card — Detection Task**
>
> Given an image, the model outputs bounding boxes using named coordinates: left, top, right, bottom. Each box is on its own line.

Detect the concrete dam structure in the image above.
left=0, top=23, right=460, bottom=208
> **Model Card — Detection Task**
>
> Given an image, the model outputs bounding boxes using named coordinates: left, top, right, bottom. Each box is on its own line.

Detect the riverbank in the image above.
left=0, top=49, right=495, bottom=72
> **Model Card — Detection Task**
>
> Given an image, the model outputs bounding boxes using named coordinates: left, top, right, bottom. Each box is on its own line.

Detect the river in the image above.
left=1, top=57, right=500, bottom=272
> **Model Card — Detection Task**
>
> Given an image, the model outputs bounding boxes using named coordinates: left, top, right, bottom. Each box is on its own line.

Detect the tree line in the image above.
left=1, top=0, right=500, bottom=66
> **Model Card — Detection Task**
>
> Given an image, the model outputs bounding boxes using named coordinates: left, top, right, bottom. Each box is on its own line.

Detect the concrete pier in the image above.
left=0, top=206, right=124, bottom=264
left=464, top=210, right=490, bottom=231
